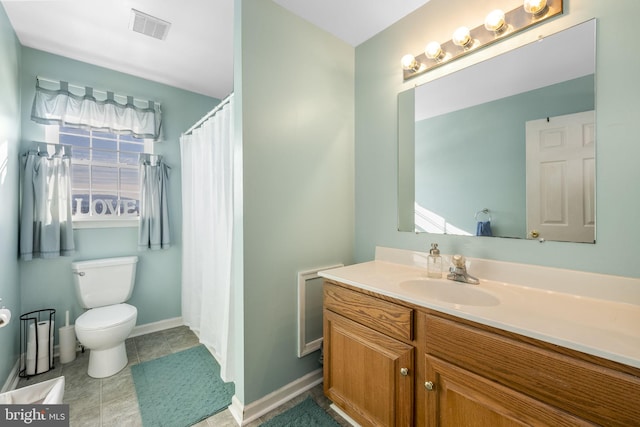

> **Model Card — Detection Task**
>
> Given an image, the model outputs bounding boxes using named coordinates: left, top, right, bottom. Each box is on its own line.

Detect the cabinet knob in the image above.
left=424, top=381, right=435, bottom=391
left=400, top=367, right=409, bottom=376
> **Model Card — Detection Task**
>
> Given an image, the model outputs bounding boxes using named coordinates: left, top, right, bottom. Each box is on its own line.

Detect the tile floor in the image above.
left=16, top=326, right=350, bottom=427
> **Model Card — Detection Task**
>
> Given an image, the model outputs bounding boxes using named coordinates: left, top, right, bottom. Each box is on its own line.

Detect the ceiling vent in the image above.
left=129, top=9, right=171, bottom=40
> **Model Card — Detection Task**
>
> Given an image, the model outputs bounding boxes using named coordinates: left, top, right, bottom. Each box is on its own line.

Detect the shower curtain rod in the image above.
left=183, top=92, right=234, bottom=136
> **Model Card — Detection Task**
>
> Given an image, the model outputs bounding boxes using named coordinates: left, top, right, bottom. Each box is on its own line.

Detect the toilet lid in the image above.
left=76, top=303, right=137, bottom=331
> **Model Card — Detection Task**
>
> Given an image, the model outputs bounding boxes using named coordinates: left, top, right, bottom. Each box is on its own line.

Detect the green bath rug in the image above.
left=131, top=344, right=234, bottom=427
left=260, top=397, right=341, bottom=427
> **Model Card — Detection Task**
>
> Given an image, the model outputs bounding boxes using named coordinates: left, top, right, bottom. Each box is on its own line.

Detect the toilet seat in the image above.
left=76, top=303, right=137, bottom=331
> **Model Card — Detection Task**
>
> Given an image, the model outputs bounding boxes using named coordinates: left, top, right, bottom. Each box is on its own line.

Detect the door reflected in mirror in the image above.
left=398, top=20, right=596, bottom=243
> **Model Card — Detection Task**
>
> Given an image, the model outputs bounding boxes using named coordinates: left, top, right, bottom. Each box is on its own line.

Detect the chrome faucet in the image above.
left=447, top=254, right=479, bottom=285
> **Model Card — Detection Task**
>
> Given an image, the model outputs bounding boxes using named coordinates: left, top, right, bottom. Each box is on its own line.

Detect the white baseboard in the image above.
left=230, top=368, right=323, bottom=426
left=129, top=316, right=183, bottom=338
left=330, top=403, right=361, bottom=427
left=228, top=395, right=244, bottom=426
left=1, top=317, right=184, bottom=393
left=0, top=359, right=21, bottom=393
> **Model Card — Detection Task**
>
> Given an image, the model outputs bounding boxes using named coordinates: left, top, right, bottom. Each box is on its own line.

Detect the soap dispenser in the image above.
left=427, top=243, right=443, bottom=278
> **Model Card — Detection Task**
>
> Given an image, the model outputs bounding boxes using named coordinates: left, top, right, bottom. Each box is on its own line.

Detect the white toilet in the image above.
left=72, top=256, right=138, bottom=378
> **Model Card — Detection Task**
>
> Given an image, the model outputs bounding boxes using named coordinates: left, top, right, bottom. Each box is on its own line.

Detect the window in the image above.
left=46, top=126, right=153, bottom=226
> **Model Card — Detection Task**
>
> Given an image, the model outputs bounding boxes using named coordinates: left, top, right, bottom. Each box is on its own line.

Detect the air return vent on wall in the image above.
left=129, top=9, right=171, bottom=40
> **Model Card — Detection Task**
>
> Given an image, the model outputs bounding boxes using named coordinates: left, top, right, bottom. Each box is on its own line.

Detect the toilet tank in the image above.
left=71, top=257, right=138, bottom=308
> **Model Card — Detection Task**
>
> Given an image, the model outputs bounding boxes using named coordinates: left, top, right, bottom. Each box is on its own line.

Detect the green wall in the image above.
left=415, top=75, right=595, bottom=238
left=355, top=0, right=640, bottom=277
left=17, top=48, right=217, bottom=333
left=7, top=0, right=634, bottom=410
left=0, top=4, right=22, bottom=388
left=237, top=0, right=354, bottom=404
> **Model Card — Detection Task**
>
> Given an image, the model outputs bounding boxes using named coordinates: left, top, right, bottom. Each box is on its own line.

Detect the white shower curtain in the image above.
left=180, top=95, right=234, bottom=382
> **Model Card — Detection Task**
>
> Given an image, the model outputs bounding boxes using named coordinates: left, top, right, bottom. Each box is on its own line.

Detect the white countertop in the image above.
left=319, top=248, right=640, bottom=369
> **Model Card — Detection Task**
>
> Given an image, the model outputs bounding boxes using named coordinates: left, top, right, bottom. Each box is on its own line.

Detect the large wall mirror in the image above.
left=398, top=20, right=596, bottom=243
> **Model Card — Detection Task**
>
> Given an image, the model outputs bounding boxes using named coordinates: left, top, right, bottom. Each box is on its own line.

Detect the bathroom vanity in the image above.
left=320, top=248, right=640, bottom=426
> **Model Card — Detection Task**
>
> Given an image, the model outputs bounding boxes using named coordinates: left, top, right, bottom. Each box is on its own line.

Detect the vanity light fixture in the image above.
left=425, top=41, right=446, bottom=61
left=401, top=0, right=562, bottom=81
left=401, top=54, right=421, bottom=72
left=524, top=0, right=549, bottom=17
left=452, top=27, right=473, bottom=48
left=484, top=9, right=507, bottom=34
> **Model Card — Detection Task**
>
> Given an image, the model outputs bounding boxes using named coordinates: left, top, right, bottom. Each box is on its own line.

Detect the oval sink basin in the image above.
left=399, top=279, right=500, bottom=307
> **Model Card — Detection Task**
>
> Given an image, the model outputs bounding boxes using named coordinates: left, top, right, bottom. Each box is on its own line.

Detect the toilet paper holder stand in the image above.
left=19, top=309, right=56, bottom=378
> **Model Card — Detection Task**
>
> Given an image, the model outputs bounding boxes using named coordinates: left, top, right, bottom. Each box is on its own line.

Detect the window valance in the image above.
left=31, top=78, right=162, bottom=140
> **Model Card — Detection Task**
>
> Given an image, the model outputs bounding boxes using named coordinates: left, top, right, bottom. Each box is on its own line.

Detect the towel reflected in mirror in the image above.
left=476, top=221, right=493, bottom=237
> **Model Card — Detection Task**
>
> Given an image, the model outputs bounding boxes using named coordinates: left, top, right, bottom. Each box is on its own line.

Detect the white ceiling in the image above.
left=2, top=0, right=431, bottom=100
left=272, top=0, right=431, bottom=47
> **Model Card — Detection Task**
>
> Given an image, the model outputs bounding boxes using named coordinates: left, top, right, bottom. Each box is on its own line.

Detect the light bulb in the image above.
left=524, top=0, right=548, bottom=16
left=452, top=26, right=472, bottom=48
left=401, top=54, right=419, bottom=72
left=425, top=41, right=444, bottom=60
left=484, top=9, right=506, bottom=33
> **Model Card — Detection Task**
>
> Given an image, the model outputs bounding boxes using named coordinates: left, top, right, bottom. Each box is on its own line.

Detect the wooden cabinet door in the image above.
left=324, top=309, right=414, bottom=427
left=424, top=355, right=594, bottom=427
